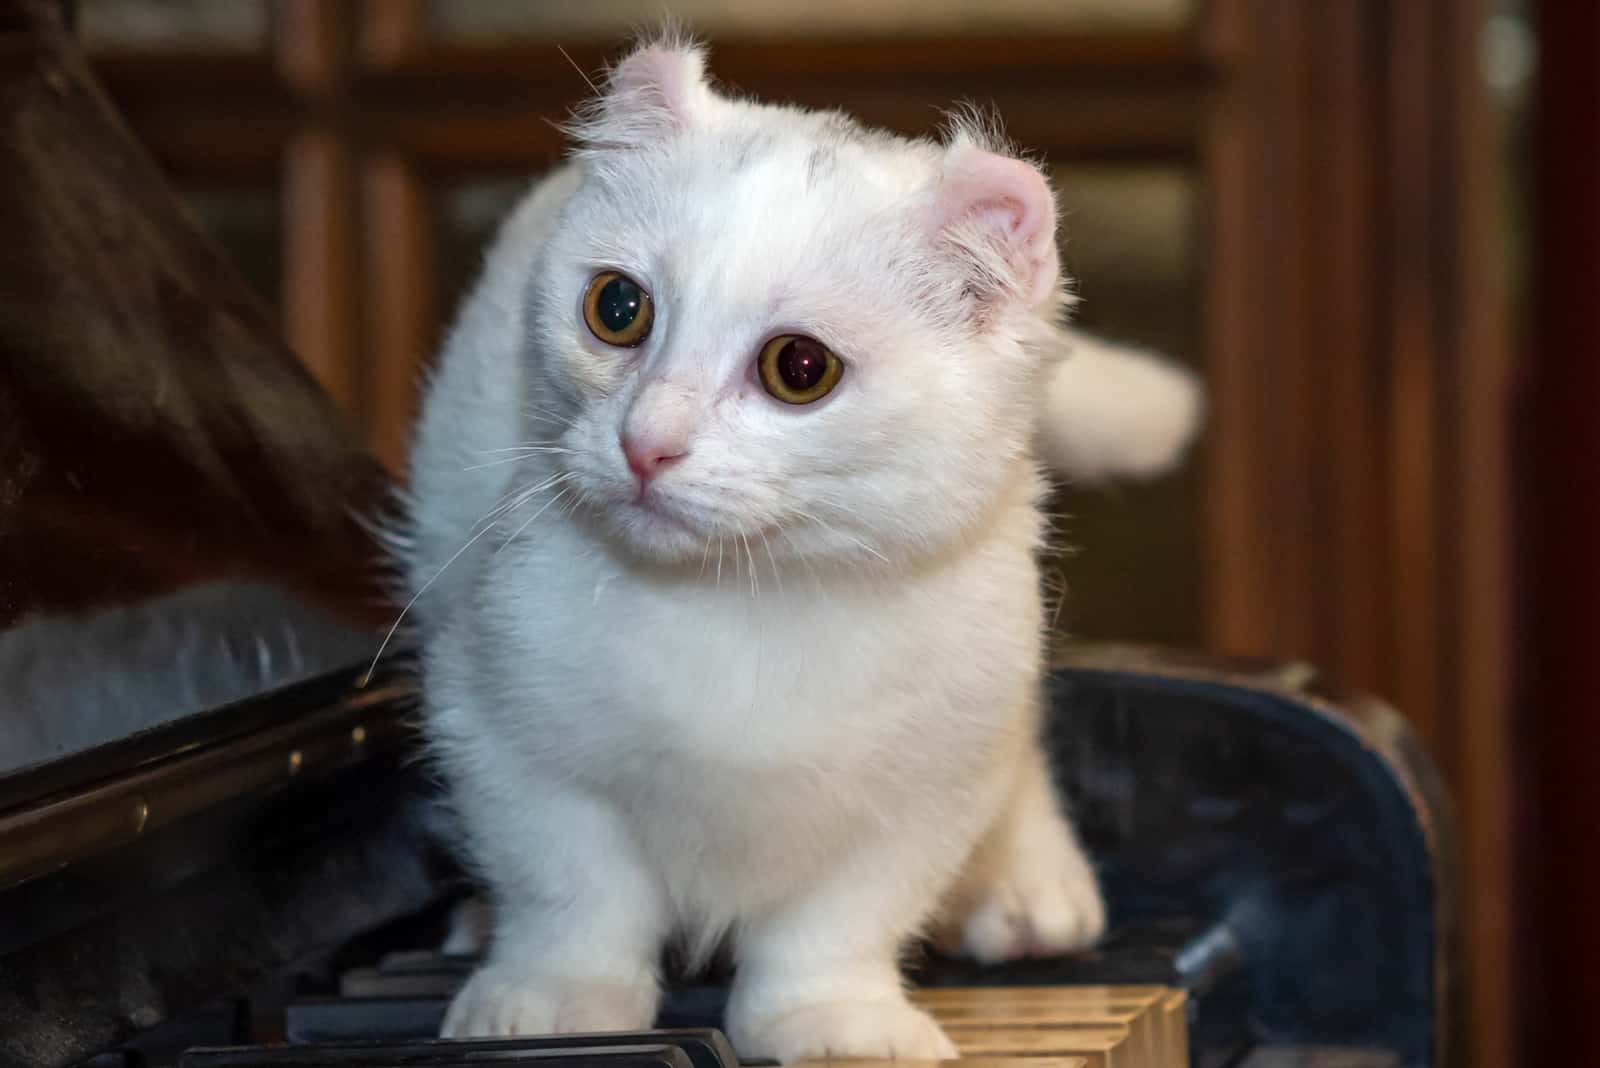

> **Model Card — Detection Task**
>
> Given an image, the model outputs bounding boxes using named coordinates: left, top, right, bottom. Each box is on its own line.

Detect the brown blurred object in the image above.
left=0, top=0, right=391, bottom=629
left=67, top=2, right=1525, bottom=1067
left=1516, top=2, right=1600, bottom=1065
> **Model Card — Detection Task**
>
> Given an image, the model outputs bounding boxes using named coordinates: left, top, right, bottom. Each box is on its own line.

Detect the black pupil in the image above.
left=777, top=337, right=828, bottom=392
left=596, top=276, right=642, bottom=333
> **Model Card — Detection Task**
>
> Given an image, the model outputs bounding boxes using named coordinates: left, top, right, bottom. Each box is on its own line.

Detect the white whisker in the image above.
left=759, top=529, right=785, bottom=603
left=463, top=448, right=573, bottom=472
left=363, top=507, right=508, bottom=684
left=792, top=507, right=891, bottom=565
left=741, top=532, right=759, bottom=599
left=496, top=486, right=575, bottom=554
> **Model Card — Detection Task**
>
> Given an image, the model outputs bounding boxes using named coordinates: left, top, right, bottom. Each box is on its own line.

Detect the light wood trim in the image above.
left=282, top=131, right=361, bottom=415
left=1312, top=0, right=1387, bottom=692
left=362, top=152, right=437, bottom=474
left=358, top=0, right=428, bottom=71
left=1445, top=2, right=1515, bottom=1065
left=276, top=1, right=365, bottom=424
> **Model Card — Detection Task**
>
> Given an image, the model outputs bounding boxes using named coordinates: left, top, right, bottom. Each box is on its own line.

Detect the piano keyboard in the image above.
left=898, top=985, right=1189, bottom=1068
left=183, top=985, right=1188, bottom=1068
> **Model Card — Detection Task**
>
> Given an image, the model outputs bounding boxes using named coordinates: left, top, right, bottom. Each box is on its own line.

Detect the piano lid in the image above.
left=0, top=0, right=396, bottom=783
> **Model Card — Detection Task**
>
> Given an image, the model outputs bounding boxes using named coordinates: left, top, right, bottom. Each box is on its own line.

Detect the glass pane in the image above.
left=178, top=185, right=283, bottom=313
left=1046, top=164, right=1203, bottom=649
left=77, top=0, right=266, bottom=49
left=431, top=0, right=1190, bottom=40
left=434, top=165, right=1203, bottom=649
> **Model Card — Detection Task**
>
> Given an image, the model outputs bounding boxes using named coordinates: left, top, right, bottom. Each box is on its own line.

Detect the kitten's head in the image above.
left=525, top=36, right=1072, bottom=572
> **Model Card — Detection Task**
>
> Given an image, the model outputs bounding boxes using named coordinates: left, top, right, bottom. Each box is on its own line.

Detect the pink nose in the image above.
left=622, top=435, right=687, bottom=483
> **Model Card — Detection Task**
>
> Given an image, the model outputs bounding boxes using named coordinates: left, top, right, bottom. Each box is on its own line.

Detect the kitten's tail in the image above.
left=1038, top=328, right=1205, bottom=482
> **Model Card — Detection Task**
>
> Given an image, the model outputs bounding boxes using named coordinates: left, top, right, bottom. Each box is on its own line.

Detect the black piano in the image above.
left=0, top=4, right=1460, bottom=1067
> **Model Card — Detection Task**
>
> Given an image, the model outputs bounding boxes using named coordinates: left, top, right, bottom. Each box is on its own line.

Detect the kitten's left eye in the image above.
left=583, top=271, right=654, bottom=347
left=758, top=335, right=843, bottom=405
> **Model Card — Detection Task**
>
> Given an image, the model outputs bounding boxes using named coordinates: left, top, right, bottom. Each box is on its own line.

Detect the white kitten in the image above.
left=401, top=35, right=1200, bottom=1063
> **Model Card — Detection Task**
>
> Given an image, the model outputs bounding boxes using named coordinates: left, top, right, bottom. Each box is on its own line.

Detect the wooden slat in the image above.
left=794, top=1060, right=1086, bottom=1068
left=1382, top=0, right=1444, bottom=750
left=384, top=32, right=1210, bottom=87
left=1310, top=0, right=1387, bottom=695
left=1197, top=0, right=1303, bottom=656
left=362, top=152, right=437, bottom=474
left=1161, top=991, right=1189, bottom=1068
left=1518, top=4, right=1599, bottom=1066
left=1445, top=0, right=1515, bottom=1063
left=283, top=131, right=361, bottom=415
left=358, top=0, right=428, bottom=70
left=952, top=1026, right=1135, bottom=1068
left=913, top=986, right=1179, bottom=1068
left=276, top=0, right=364, bottom=423
left=912, top=986, right=1169, bottom=1005
left=91, top=30, right=1211, bottom=182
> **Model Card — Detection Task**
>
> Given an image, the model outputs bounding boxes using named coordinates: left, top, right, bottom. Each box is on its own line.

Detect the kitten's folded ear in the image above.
left=932, top=132, right=1061, bottom=310
left=567, top=35, right=717, bottom=151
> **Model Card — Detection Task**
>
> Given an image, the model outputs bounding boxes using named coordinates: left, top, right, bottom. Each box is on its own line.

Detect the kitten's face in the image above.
left=520, top=46, right=1063, bottom=572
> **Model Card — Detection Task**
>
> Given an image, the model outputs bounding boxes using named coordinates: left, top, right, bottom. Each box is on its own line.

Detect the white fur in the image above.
left=402, top=37, right=1200, bottom=1062
left=1043, top=328, right=1204, bottom=482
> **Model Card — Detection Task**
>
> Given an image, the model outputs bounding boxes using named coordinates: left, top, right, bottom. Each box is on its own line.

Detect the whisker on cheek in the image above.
left=759, top=528, right=786, bottom=604
left=462, top=447, right=575, bottom=472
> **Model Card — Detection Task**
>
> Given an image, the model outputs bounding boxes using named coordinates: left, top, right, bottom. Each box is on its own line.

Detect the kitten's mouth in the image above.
left=621, top=491, right=699, bottom=534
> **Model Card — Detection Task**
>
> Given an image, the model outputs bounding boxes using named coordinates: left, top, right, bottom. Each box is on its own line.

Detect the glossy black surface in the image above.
left=0, top=655, right=1454, bottom=1068
left=182, top=1031, right=739, bottom=1068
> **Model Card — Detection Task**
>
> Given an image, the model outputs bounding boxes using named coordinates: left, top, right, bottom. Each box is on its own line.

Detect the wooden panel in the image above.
left=1518, top=4, right=1600, bottom=1065
left=1447, top=0, right=1516, bottom=1065
left=427, top=0, right=1192, bottom=38
left=358, top=0, right=427, bottom=69
left=363, top=153, right=437, bottom=473
left=1310, top=0, right=1386, bottom=692
left=1198, top=0, right=1317, bottom=658
left=1382, top=0, right=1445, bottom=750
left=276, top=0, right=363, bottom=420
left=91, top=32, right=1212, bottom=181
left=282, top=132, right=361, bottom=414
left=1199, top=4, right=1515, bottom=1067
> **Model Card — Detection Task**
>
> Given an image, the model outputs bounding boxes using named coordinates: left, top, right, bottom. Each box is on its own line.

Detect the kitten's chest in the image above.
left=481, top=527, right=1041, bottom=769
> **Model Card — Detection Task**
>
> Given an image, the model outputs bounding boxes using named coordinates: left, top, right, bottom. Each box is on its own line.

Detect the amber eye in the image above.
left=758, top=335, right=843, bottom=405
left=583, top=271, right=654, bottom=347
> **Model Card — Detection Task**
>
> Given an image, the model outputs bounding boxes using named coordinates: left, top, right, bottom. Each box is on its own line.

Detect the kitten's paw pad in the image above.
left=733, top=1000, right=957, bottom=1063
left=441, top=968, right=655, bottom=1038
left=956, top=857, right=1107, bottom=964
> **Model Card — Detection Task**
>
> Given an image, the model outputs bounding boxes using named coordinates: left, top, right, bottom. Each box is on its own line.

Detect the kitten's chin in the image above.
left=596, top=498, right=715, bottom=565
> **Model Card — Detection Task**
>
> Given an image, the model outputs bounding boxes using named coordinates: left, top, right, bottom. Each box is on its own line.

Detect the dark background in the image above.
left=69, top=1, right=1598, bottom=1065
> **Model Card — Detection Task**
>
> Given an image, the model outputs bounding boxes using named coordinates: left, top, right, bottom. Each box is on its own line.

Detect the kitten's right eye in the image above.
left=583, top=271, right=654, bottom=347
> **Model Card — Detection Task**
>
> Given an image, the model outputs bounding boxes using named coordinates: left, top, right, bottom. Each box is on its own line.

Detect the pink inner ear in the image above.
left=935, top=149, right=1059, bottom=306
left=609, top=45, right=705, bottom=129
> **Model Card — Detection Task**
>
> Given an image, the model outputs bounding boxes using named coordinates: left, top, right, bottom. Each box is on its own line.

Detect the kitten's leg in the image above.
left=441, top=896, right=494, bottom=957
left=933, top=741, right=1106, bottom=962
left=725, top=807, right=1001, bottom=1063
left=440, top=777, right=668, bottom=1038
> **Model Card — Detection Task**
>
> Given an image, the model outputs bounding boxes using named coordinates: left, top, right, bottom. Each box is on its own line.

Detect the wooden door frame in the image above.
left=1200, top=3, right=1514, bottom=1066
left=1517, top=1, right=1600, bottom=1061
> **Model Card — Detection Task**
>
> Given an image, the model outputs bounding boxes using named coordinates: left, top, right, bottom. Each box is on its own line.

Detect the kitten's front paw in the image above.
left=944, top=846, right=1107, bottom=964
left=441, top=967, right=656, bottom=1038
left=731, top=1000, right=958, bottom=1063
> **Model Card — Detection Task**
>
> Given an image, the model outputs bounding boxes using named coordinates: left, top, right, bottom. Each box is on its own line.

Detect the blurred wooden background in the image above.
left=77, top=2, right=1527, bottom=1066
